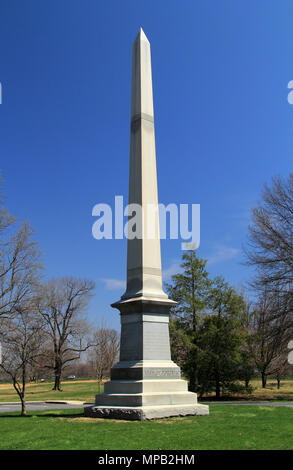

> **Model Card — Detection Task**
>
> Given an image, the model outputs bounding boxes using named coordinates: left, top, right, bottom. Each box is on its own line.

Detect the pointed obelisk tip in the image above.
left=135, top=27, right=149, bottom=43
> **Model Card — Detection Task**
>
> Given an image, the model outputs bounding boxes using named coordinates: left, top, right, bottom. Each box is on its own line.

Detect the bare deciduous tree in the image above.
left=248, top=291, right=291, bottom=388
left=0, top=304, right=45, bottom=415
left=245, top=174, right=293, bottom=326
left=89, top=326, right=119, bottom=393
left=0, top=220, right=42, bottom=320
left=35, top=277, right=95, bottom=391
left=269, top=351, right=289, bottom=390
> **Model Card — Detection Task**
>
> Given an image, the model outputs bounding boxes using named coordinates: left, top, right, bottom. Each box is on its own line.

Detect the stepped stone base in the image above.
left=84, top=361, right=209, bottom=420
left=84, top=403, right=209, bottom=421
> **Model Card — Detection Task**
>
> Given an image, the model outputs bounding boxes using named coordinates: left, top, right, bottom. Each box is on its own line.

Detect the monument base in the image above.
left=84, top=361, right=209, bottom=420
left=84, top=403, right=209, bottom=421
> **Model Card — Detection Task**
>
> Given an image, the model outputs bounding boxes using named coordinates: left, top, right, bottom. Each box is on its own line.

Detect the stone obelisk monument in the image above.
left=85, top=29, right=209, bottom=420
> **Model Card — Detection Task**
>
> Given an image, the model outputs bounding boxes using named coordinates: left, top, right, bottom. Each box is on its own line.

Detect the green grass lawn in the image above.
left=0, top=377, right=292, bottom=403
left=0, top=406, right=292, bottom=450
left=0, top=380, right=102, bottom=403
left=204, top=377, right=293, bottom=402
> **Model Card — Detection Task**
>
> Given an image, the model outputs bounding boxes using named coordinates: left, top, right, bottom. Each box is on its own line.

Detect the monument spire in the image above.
left=122, top=27, right=167, bottom=302
left=85, top=30, right=209, bottom=420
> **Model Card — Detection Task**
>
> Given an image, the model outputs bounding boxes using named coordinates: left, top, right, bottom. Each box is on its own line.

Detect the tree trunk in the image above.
left=277, top=378, right=280, bottom=389
left=21, top=367, right=27, bottom=416
left=215, top=375, right=221, bottom=400
left=21, top=397, right=26, bottom=416
left=52, top=356, right=63, bottom=391
left=245, top=378, right=250, bottom=388
left=13, top=381, right=27, bottom=417
left=97, top=376, right=103, bottom=394
left=53, top=371, right=62, bottom=391
left=189, top=375, right=195, bottom=392
left=261, top=372, right=267, bottom=388
left=189, top=364, right=198, bottom=393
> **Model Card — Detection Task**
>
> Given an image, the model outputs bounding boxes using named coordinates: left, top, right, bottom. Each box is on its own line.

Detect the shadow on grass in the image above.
left=200, top=396, right=253, bottom=402
left=0, top=414, right=35, bottom=419
left=37, top=412, right=85, bottom=419
left=200, top=395, right=293, bottom=402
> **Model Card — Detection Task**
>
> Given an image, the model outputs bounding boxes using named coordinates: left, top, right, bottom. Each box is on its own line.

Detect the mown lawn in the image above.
left=0, top=379, right=102, bottom=403
left=204, top=377, right=293, bottom=402
left=0, top=406, right=292, bottom=450
left=1, top=377, right=293, bottom=403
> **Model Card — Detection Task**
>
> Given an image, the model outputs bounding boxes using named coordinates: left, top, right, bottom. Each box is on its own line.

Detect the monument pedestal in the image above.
left=84, top=299, right=209, bottom=420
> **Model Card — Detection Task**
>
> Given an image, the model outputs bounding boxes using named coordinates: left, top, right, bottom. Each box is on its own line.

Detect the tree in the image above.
left=198, top=315, right=242, bottom=399
left=0, top=175, right=42, bottom=321
left=245, top=174, right=293, bottom=327
left=248, top=290, right=291, bottom=388
left=237, top=299, right=256, bottom=389
left=0, top=219, right=42, bottom=320
left=197, top=277, right=248, bottom=399
left=0, top=304, right=45, bottom=415
left=166, top=251, right=212, bottom=392
left=167, top=257, right=253, bottom=398
left=35, top=277, right=95, bottom=391
left=88, top=326, right=119, bottom=393
left=168, top=317, right=190, bottom=373
left=269, top=351, right=289, bottom=390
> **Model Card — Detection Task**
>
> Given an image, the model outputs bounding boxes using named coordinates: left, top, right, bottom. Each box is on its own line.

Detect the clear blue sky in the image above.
left=0, top=1, right=292, bottom=329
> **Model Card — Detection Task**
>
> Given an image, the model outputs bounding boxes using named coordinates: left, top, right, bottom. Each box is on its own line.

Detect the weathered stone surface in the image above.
left=84, top=406, right=143, bottom=421
left=95, top=391, right=198, bottom=407
left=119, top=312, right=172, bottom=361
left=104, top=379, right=188, bottom=394
left=110, top=360, right=181, bottom=380
left=84, top=404, right=209, bottom=421
left=110, top=366, right=181, bottom=380
left=116, top=27, right=173, bottom=304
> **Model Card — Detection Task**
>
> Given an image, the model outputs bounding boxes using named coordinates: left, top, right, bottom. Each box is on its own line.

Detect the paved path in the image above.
left=0, top=400, right=292, bottom=414
left=0, top=402, right=89, bottom=413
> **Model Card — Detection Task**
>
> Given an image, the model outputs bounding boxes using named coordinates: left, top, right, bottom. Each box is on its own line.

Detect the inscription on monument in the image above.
left=143, top=368, right=181, bottom=378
